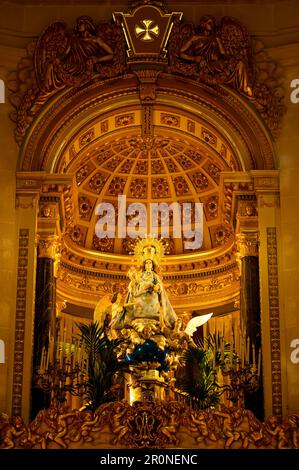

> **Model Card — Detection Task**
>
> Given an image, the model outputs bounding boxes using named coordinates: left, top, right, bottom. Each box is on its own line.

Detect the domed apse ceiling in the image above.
left=57, top=109, right=241, bottom=258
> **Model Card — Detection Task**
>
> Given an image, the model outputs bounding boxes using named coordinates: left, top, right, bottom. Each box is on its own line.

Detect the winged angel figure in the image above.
left=34, top=16, right=123, bottom=93
left=93, top=292, right=124, bottom=340
left=170, top=15, right=253, bottom=96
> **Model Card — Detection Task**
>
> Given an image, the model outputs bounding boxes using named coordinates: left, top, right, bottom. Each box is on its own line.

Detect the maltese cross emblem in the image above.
left=135, top=19, right=160, bottom=41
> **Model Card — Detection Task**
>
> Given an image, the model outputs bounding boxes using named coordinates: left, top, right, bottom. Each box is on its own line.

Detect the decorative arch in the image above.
left=18, top=74, right=276, bottom=173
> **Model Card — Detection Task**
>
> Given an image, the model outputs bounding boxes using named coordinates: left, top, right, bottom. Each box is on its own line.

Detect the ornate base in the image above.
left=126, top=368, right=169, bottom=403
left=1, top=402, right=298, bottom=449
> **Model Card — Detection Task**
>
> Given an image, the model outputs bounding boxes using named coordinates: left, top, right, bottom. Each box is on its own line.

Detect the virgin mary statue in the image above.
left=112, top=238, right=177, bottom=331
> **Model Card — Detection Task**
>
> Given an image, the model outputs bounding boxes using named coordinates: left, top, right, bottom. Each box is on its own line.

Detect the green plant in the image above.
left=77, top=321, right=127, bottom=411
left=176, top=333, right=230, bottom=409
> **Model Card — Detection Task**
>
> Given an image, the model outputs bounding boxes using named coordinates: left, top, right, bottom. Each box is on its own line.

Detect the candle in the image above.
left=252, top=344, right=256, bottom=369
left=56, top=328, right=60, bottom=363
left=49, top=337, right=54, bottom=365
left=258, top=349, right=262, bottom=377
left=45, top=347, right=49, bottom=371
left=233, top=322, right=237, bottom=351
left=246, top=337, right=250, bottom=363
left=59, top=338, right=63, bottom=367
left=221, top=336, right=224, bottom=362
left=229, top=327, right=233, bottom=366
left=41, top=346, right=46, bottom=373
left=85, top=354, right=89, bottom=376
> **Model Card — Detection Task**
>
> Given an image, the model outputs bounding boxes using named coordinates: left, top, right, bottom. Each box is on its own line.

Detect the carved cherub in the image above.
left=0, top=415, right=26, bottom=449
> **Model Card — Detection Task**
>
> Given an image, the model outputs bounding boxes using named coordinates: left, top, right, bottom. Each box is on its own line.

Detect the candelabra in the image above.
left=34, top=341, right=89, bottom=406
left=214, top=356, right=261, bottom=405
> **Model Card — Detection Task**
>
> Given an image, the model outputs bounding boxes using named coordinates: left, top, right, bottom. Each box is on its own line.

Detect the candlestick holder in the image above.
left=34, top=354, right=88, bottom=406
left=214, top=356, right=261, bottom=405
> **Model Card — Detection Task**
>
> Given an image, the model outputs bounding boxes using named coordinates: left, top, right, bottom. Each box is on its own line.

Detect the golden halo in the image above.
left=132, top=236, right=169, bottom=266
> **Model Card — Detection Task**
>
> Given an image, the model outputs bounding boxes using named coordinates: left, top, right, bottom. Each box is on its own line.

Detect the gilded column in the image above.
left=33, top=235, right=58, bottom=371
left=236, top=197, right=263, bottom=419
left=237, top=230, right=260, bottom=346
left=31, top=200, right=61, bottom=418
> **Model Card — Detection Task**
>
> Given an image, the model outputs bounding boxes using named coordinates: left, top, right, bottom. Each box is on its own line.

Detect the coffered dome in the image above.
left=62, top=129, right=238, bottom=256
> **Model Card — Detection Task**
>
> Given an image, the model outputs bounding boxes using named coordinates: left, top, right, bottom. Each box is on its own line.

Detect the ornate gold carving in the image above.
left=69, top=226, right=84, bottom=246
left=187, top=120, right=195, bottom=133
left=236, top=232, right=259, bottom=258
left=93, top=235, right=114, bottom=253
left=107, top=176, right=126, bottom=196
left=129, top=178, right=147, bottom=198
left=259, top=195, right=280, bottom=208
left=15, top=197, right=37, bottom=209
left=238, top=200, right=258, bottom=218
left=135, top=19, right=160, bottom=42
left=39, top=205, right=52, bottom=218
left=172, top=175, right=190, bottom=196
left=214, top=226, right=233, bottom=246
left=255, top=177, right=279, bottom=190
left=12, top=229, right=29, bottom=416
left=202, top=128, right=217, bottom=146
left=135, top=160, right=148, bottom=175
left=76, top=164, right=94, bottom=186
left=89, top=173, right=108, bottom=194
left=152, top=177, right=169, bottom=198
left=190, top=171, right=209, bottom=191
left=37, top=235, right=60, bottom=259
left=160, top=113, right=180, bottom=127
left=115, top=113, right=135, bottom=127
left=267, top=227, right=283, bottom=417
left=100, top=120, right=108, bottom=133
left=57, top=257, right=239, bottom=309
left=136, top=69, right=159, bottom=103
left=2, top=403, right=299, bottom=449
left=150, top=159, right=164, bottom=174
left=169, top=16, right=285, bottom=136
left=205, top=195, right=219, bottom=219
left=165, top=270, right=239, bottom=296
left=113, top=4, right=182, bottom=61
left=8, top=19, right=125, bottom=144
left=79, top=128, right=95, bottom=148
left=204, top=162, right=221, bottom=184
left=79, top=196, right=103, bottom=222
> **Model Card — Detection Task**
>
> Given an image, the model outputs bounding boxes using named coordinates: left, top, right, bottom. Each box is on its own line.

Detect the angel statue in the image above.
left=35, top=16, right=114, bottom=93
left=93, top=292, right=124, bottom=340
left=179, top=15, right=253, bottom=96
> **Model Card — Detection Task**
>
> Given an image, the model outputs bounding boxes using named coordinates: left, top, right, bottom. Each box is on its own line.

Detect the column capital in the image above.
left=236, top=232, right=259, bottom=258
left=36, top=234, right=60, bottom=259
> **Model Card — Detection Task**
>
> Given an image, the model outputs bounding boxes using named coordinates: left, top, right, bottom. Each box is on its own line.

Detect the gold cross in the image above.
left=135, top=19, right=159, bottom=41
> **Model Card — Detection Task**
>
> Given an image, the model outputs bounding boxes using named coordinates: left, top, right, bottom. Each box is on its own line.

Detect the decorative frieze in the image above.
left=12, top=229, right=29, bottom=416
left=267, top=227, right=282, bottom=417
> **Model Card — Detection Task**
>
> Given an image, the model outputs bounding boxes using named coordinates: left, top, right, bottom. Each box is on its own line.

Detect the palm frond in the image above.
left=76, top=321, right=128, bottom=411
left=175, top=333, right=225, bottom=409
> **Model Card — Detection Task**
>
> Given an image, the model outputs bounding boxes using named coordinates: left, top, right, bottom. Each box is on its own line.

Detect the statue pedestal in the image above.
left=126, top=366, right=170, bottom=403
